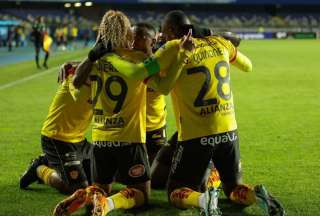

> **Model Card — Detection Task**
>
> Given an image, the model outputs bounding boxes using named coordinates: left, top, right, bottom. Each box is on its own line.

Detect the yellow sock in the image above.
left=108, top=188, right=145, bottom=210
left=207, top=168, right=221, bottom=189
left=229, top=184, right=257, bottom=205
left=36, top=165, right=55, bottom=185
left=170, top=187, right=206, bottom=209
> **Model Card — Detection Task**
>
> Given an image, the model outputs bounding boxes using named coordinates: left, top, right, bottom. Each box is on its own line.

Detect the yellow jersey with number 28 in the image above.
left=167, top=36, right=244, bottom=141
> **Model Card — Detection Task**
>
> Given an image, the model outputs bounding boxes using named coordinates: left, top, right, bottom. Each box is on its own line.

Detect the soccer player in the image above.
left=102, top=10, right=285, bottom=216
left=132, top=23, right=168, bottom=167
left=150, top=27, right=241, bottom=190
left=19, top=62, right=93, bottom=194
left=151, top=131, right=222, bottom=192
left=159, top=10, right=284, bottom=216
left=53, top=10, right=194, bottom=216
left=31, top=16, right=50, bottom=69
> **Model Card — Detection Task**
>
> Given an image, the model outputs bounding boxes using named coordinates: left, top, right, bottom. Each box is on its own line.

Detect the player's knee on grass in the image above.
left=219, top=168, right=243, bottom=198
left=210, top=131, right=243, bottom=196
left=219, top=168, right=242, bottom=198
left=41, top=136, right=92, bottom=194
left=167, top=137, right=213, bottom=195
left=50, top=171, right=88, bottom=194
left=54, top=163, right=90, bottom=194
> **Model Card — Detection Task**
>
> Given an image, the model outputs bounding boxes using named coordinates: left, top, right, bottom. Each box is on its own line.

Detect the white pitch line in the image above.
left=0, top=66, right=59, bottom=91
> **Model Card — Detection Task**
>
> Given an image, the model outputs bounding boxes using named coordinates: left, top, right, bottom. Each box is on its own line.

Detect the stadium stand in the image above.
left=1, top=1, right=319, bottom=50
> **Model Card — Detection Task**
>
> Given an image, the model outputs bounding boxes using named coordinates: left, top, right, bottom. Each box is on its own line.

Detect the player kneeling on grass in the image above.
left=160, top=10, right=284, bottom=216
left=53, top=10, right=194, bottom=216
left=150, top=24, right=242, bottom=191
left=133, top=23, right=169, bottom=169
left=151, top=131, right=222, bottom=193
left=91, top=10, right=285, bottom=216
left=19, top=62, right=93, bottom=194
left=133, top=22, right=236, bottom=189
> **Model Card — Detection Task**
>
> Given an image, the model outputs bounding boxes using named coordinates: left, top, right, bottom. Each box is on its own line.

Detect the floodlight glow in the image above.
left=74, top=2, right=82, bottom=7
left=85, top=2, right=93, bottom=6
left=64, top=3, right=71, bottom=8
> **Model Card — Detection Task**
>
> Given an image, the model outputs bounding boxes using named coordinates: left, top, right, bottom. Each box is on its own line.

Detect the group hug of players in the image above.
left=19, top=9, right=285, bottom=216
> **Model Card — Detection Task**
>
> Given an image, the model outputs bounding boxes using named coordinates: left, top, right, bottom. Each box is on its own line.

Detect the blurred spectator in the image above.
left=7, top=26, right=14, bottom=51
left=31, top=16, right=49, bottom=68
left=55, top=24, right=64, bottom=50
left=1, top=8, right=319, bottom=53
left=70, top=24, right=78, bottom=49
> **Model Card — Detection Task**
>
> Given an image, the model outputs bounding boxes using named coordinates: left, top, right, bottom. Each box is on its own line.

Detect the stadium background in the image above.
left=1, top=0, right=320, bottom=51
left=0, top=0, right=320, bottom=215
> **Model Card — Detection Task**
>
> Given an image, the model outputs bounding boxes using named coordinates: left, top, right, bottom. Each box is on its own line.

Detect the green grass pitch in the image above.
left=0, top=40, right=319, bottom=216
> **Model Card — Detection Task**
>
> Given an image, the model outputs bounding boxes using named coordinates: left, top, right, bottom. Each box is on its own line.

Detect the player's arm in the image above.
left=144, top=51, right=186, bottom=95
left=105, top=40, right=180, bottom=80
left=190, top=24, right=241, bottom=47
left=69, top=78, right=91, bottom=101
left=213, top=32, right=241, bottom=48
left=57, top=62, right=91, bottom=101
left=73, top=36, right=111, bottom=88
left=145, top=31, right=194, bottom=95
left=73, top=58, right=93, bottom=88
left=216, top=36, right=252, bottom=73
left=230, top=51, right=252, bottom=72
left=106, top=30, right=194, bottom=83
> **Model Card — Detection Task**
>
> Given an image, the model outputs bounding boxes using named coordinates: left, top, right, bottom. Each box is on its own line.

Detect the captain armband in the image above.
left=143, top=57, right=161, bottom=76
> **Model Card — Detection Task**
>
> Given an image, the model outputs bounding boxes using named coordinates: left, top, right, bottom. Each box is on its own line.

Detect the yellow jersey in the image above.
left=71, top=27, right=78, bottom=38
left=163, top=36, right=239, bottom=141
left=146, top=87, right=166, bottom=132
left=90, top=49, right=147, bottom=143
left=41, top=76, right=93, bottom=143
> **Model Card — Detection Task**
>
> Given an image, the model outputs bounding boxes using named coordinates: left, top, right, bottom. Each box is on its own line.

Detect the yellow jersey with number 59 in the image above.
left=90, top=49, right=147, bottom=143
left=170, top=36, right=239, bottom=141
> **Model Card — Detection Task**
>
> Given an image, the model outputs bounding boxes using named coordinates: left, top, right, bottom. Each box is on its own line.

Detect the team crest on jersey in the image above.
left=128, top=164, right=145, bottom=178
left=69, top=170, right=79, bottom=180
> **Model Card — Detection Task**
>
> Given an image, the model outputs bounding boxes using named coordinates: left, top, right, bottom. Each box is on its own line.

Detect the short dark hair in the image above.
left=163, top=10, right=191, bottom=38
left=134, top=22, right=156, bottom=37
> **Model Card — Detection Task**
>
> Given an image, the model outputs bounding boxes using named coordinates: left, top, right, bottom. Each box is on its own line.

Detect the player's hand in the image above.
left=192, top=26, right=212, bottom=38
left=180, top=29, right=195, bottom=52
left=88, top=32, right=112, bottom=62
left=57, top=62, right=80, bottom=83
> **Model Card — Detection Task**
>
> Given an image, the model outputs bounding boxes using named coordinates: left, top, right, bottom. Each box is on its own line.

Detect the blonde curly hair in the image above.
left=99, top=10, right=132, bottom=49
